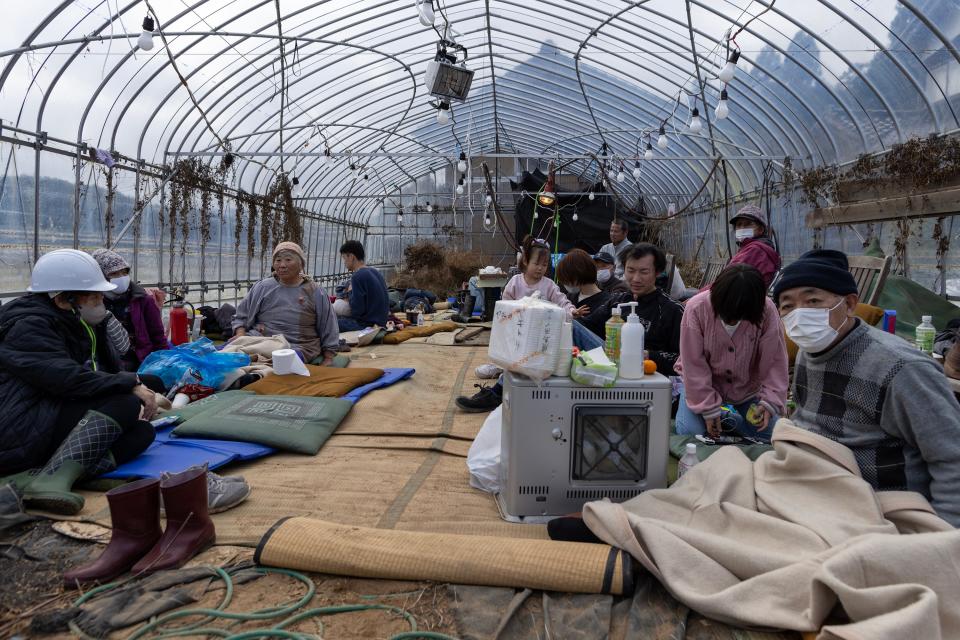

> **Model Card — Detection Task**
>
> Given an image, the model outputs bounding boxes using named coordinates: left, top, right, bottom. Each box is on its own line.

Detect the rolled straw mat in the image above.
left=255, top=516, right=634, bottom=595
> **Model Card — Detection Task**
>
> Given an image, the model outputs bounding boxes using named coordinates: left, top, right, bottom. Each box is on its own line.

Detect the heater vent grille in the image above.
left=531, top=390, right=552, bottom=400
left=519, top=485, right=549, bottom=495
left=570, top=389, right=653, bottom=402
left=566, top=488, right=643, bottom=500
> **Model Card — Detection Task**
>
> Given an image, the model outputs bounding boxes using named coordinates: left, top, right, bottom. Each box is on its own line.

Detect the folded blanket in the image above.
left=583, top=421, right=957, bottom=638
left=221, top=335, right=290, bottom=363
left=245, top=365, right=383, bottom=397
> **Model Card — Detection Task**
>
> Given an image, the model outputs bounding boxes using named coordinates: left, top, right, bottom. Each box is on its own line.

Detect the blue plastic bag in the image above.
left=138, top=337, right=250, bottom=390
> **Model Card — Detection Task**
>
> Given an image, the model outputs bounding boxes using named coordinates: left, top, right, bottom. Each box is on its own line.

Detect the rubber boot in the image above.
left=63, top=478, right=162, bottom=588
left=131, top=466, right=215, bottom=574
left=23, top=411, right=122, bottom=515
left=453, top=294, right=477, bottom=323
left=0, top=469, right=39, bottom=492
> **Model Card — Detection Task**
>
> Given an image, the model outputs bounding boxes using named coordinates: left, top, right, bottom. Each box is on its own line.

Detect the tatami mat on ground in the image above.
left=74, top=340, right=546, bottom=545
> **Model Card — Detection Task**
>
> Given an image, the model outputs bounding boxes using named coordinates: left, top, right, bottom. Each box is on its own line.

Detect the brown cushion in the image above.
left=785, top=303, right=885, bottom=362
left=381, top=321, right=460, bottom=345
left=246, top=365, right=383, bottom=397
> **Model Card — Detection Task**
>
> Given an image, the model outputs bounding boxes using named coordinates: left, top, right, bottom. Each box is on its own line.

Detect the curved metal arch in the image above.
left=850, top=0, right=958, bottom=129
left=163, top=0, right=422, bottom=162
left=491, top=0, right=824, bottom=162
left=898, top=0, right=960, bottom=69
left=813, top=0, right=939, bottom=132
left=708, top=0, right=892, bottom=148
left=639, top=2, right=843, bottom=163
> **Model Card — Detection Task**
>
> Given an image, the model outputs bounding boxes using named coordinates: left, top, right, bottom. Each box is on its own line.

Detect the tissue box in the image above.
left=488, top=296, right=565, bottom=381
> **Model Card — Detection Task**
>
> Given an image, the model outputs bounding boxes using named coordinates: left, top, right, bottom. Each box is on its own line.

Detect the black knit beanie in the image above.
left=772, top=249, right=859, bottom=302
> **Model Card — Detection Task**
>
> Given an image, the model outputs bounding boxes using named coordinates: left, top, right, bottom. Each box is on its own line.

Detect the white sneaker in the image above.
left=475, top=363, right=503, bottom=379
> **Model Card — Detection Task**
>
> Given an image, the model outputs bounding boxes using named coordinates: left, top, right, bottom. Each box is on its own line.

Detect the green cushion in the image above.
left=308, top=354, right=351, bottom=368
left=161, top=390, right=256, bottom=423
left=172, top=395, right=354, bottom=454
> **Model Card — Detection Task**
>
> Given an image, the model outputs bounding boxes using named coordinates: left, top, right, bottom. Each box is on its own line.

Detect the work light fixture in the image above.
left=538, top=166, right=556, bottom=207
left=416, top=0, right=435, bottom=27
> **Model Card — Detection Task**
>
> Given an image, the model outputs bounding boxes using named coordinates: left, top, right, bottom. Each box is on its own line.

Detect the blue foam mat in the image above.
left=104, top=367, right=415, bottom=478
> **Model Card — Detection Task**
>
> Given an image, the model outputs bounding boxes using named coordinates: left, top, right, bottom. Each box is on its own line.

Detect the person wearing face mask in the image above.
left=91, top=249, right=168, bottom=372
left=593, top=252, right=630, bottom=295
left=726, top=205, right=781, bottom=289
left=0, top=250, right=157, bottom=514
left=674, top=265, right=788, bottom=443
left=556, top=249, right=614, bottom=339
left=774, top=249, right=960, bottom=527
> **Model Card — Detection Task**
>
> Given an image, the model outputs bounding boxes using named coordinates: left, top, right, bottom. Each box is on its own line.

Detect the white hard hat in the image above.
left=27, top=249, right=117, bottom=293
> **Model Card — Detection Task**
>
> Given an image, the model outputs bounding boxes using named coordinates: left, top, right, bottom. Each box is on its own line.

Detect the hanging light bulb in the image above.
left=398, top=208, right=404, bottom=224
left=538, top=166, right=556, bottom=207
left=416, top=0, right=436, bottom=27
left=632, top=161, right=641, bottom=180
left=644, top=142, right=653, bottom=161
left=436, top=101, right=450, bottom=125
left=426, top=202, right=433, bottom=213
left=322, top=147, right=331, bottom=164
left=291, top=176, right=300, bottom=196
left=485, top=194, right=493, bottom=205
left=689, top=107, right=702, bottom=134
left=588, top=191, right=595, bottom=201
left=138, top=15, right=155, bottom=51
left=657, top=125, right=668, bottom=150
left=718, top=49, right=741, bottom=83
left=616, top=164, right=626, bottom=183
left=602, top=179, right=608, bottom=188
left=572, top=212, right=579, bottom=221
left=457, top=152, right=467, bottom=173
left=715, top=88, right=729, bottom=120
left=484, top=214, right=492, bottom=225
left=456, top=176, right=464, bottom=195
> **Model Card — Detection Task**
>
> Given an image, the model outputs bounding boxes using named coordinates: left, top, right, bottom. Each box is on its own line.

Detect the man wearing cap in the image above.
left=774, top=249, right=960, bottom=527
left=232, top=241, right=340, bottom=365
left=728, top=204, right=781, bottom=289
left=593, top=252, right=630, bottom=295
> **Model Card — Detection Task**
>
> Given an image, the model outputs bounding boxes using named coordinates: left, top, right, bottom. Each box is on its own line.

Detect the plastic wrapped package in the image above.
left=466, top=405, right=502, bottom=493
left=138, top=337, right=250, bottom=390
left=487, top=295, right=565, bottom=382
left=569, top=347, right=618, bottom=388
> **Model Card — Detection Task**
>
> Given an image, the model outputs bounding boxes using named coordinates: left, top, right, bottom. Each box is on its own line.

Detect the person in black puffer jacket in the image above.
left=0, top=250, right=158, bottom=515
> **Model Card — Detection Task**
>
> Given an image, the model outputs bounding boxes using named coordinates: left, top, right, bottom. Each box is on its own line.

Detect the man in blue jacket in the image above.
left=338, top=240, right=389, bottom=331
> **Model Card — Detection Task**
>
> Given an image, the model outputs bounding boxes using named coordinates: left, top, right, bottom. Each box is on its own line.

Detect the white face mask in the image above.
left=735, top=228, right=755, bottom=242
left=597, top=269, right=612, bottom=284
left=564, top=284, right=581, bottom=295
left=110, top=275, right=130, bottom=294
left=78, top=302, right=108, bottom=326
left=782, top=300, right=847, bottom=352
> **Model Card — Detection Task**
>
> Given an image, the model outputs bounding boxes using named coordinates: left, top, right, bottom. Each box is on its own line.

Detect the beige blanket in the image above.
left=583, top=421, right=959, bottom=639
left=221, top=334, right=290, bottom=363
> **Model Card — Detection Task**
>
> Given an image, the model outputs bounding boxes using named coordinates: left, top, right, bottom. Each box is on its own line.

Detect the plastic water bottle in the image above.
left=678, top=443, right=699, bottom=478
left=604, top=306, right=624, bottom=361
left=916, top=315, right=936, bottom=354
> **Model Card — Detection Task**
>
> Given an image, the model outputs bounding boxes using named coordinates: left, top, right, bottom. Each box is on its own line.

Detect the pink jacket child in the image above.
left=502, top=273, right=576, bottom=315
left=675, top=290, right=788, bottom=421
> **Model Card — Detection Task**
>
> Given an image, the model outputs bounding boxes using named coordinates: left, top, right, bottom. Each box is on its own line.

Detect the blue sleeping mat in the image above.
left=104, top=367, right=416, bottom=478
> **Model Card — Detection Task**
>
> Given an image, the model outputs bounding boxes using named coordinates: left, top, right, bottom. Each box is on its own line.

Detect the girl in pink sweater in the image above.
left=502, top=236, right=582, bottom=316
left=674, top=264, right=788, bottom=443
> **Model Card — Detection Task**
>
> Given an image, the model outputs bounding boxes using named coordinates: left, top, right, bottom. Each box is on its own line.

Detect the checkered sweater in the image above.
left=792, top=320, right=960, bottom=526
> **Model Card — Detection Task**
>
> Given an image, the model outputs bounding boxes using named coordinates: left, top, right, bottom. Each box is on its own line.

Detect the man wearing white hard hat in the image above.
left=0, top=249, right=158, bottom=514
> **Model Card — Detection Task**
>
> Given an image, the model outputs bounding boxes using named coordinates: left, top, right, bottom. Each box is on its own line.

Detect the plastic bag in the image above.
left=138, top=337, right=250, bottom=390
left=467, top=405, right=502, bottom=493
left=488, top=295, right=565, bottom=382
left=570, top=347, right=618, bottom=388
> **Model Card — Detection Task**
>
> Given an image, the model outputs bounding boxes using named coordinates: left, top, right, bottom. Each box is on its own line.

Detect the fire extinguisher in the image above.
left=169, top=300, right=191, bottom=345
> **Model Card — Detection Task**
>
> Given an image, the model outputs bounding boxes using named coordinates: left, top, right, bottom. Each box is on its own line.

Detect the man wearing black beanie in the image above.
left=775, top=249, right=960, bottom=527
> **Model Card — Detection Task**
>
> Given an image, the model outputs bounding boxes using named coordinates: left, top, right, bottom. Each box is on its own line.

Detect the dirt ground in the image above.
left=0, top=519, right=459, bottom=639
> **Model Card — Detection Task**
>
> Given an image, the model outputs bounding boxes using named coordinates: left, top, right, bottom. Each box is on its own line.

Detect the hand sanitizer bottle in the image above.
left=618, top=302, right=645, bottom=379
